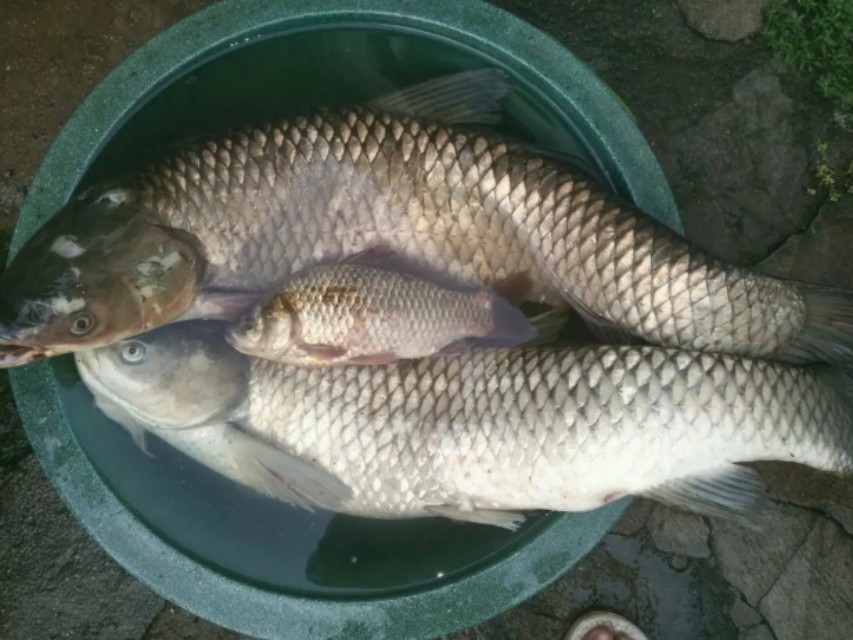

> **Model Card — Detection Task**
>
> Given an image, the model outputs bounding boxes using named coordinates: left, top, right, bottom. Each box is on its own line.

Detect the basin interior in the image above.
left=52, top=25, right=618, bottom=598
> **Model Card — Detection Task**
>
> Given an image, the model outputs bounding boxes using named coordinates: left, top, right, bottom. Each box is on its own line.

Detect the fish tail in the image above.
left=525, top=310, right=568, bottom=346
left=784, top=284, right=853, bottom=364
left=490, top=271, right=533, bottom=305
left=468, top=297, right=535, bottom=348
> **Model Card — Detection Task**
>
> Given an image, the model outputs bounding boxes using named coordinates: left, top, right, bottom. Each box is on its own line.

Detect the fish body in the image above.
left=6, top=70, right=853, bottom=365
left=76, top=323, right=853, bottom=527
left=226, top=253, right=534, bottom=366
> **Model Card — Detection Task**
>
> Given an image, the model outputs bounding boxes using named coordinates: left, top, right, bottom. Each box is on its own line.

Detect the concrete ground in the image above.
left=1, top=1, right=852, bottom=639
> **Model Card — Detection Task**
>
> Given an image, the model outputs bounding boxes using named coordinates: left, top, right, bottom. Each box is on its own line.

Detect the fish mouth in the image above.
left=224, top=326, right=268, bottom=358
left=0, top=344, right=47, bottom=368
left=72, top=352, right=105, bottom=396
left=72, top=352, right=131, bottom=417
left=223, top=328, right=250, bottom=353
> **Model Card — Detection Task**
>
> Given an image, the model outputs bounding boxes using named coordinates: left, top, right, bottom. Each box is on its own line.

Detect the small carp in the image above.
left=226, top=249, right=535, bottom=365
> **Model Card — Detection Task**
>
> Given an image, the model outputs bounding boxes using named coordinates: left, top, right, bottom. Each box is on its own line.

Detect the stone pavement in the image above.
left=1, top=1, right=851, bottom=639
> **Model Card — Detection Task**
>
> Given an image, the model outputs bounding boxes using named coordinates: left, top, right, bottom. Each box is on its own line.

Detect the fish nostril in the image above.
left=238, top=314, right=255, bottom=334
left=27, top=305, right=47, bottom=325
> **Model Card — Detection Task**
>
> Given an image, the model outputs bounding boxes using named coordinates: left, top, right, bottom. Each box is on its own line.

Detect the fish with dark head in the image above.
left=5, top=69, right=853, bottom=366
left=0, top=186, right=204, bottom=365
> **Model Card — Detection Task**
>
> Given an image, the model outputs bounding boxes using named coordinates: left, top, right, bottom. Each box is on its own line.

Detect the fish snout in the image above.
left=0, top=345, right=46, bottom=368
left=0, top=296, right=55, bottom=366
left=225, top=316, right=259, bottom=353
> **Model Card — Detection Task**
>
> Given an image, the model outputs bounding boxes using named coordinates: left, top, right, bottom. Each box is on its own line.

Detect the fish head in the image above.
left=75, top=321, right=249, bottom=429
left=0, top=187, right=206, bottom=366
left=226, top=296, right=297, bottom=359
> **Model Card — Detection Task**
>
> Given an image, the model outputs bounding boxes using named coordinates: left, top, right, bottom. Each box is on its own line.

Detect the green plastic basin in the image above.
left=8, top=1, right=680, bottom=639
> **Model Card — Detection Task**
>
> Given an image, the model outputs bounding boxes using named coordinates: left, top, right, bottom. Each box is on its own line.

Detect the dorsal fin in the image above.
left=368, top=68, right=510, bottom=125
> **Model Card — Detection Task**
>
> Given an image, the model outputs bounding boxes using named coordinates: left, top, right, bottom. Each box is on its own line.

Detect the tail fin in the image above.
left=783, top=284, right=853, bottom=364
left=467, top=296, right=536, bottom=348
left=490, top=272, right=533, bottom=306
left=525, top=310, right=568, bottom=346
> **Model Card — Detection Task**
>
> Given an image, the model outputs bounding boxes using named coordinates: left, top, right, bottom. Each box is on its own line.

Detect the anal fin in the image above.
left=527, top=249, right=642, bottom=345
left=93, top=394, right=154, bottom=457
left=435, top=341, right=471, bottom=357
left=567, top=296, right=643, bottom=345
left=646, top=463, right=770, bottom=525
left=525, top=309, right=568, bottom=346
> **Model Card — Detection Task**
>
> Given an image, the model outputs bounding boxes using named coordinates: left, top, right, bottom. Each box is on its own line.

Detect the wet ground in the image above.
left=1, top=1, right=852, bottom=639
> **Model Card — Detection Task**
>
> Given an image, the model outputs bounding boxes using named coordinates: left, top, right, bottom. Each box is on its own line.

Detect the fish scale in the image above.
left=76, top=319, right=853, bottom=524
left=133, top=101, right=819, bottom=360
left=226, top=255, right=536, bottom=366
left=231, top=345, right=853, bottom=517
left=5, top=70, right=853, bottom=367
left=140, top=108, right=556, bottom=298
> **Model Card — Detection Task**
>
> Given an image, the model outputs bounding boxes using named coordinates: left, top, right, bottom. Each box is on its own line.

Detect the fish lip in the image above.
left=0, top=344, right=47, bottom=368
left=223, top=329, right=247, bottom=352
left=73, top=352, right=119, bottom=408
left=224, top=322, right=248, bottom=343
left=73, top=351, right=99, bottom=389
left=224, top=327, right=267, bottom=358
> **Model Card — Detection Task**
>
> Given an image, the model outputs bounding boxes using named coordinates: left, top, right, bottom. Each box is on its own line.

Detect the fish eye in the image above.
left=69, top=312, right=95, bottom=336
left=121, top=341, right=147, bottom=364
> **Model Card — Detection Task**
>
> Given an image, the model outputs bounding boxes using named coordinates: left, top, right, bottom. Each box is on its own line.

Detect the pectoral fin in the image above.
left=93, top=394, right=154, bottom=457
left=180, top=288, right=261, bottom=322
left=346, top=351, right=400, bottom=365
left=300, top=343, right=349, bottom=361
left=227, top=423, right=352, bottom=511
left=435, top=342, right=470, bottom=356
left=525, top=309, right=568, bottom=346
